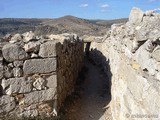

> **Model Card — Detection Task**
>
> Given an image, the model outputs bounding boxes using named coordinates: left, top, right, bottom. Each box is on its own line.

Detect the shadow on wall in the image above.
left=89, top=48, right=112, bottom=96
left=84, top=47, right=112, bottom=120
left=61, top=46, right=112, bottom=120
left=0, top=85, right=2, bottom=96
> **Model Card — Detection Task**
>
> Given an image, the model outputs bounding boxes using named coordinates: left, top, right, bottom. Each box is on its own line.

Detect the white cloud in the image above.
left=79, top=4, right=89, bottom=7
left=100, top=4, right=109, bottom=8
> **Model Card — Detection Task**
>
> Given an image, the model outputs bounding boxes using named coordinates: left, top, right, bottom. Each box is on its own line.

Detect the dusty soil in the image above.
left=63, top=59, right=112, bottom=120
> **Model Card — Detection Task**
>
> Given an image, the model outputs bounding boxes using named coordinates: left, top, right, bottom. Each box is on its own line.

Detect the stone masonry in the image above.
left=90, top=7, right=160, bottom=120
left=0, top=33, right=84, bottom=118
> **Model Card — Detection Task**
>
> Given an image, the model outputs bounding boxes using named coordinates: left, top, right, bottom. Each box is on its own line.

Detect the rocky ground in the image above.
left=63, top=58, right=112, bottom=120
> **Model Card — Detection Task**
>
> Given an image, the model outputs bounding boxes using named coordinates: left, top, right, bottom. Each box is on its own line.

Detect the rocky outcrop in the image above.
left=90, top=7, right=160, bottom=120
left=0, top=33, right=84, bottom=118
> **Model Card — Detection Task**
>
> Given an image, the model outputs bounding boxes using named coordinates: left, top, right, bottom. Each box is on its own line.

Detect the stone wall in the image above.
left=56, top=37, right=84, bottom=110
left=90, top=7, right=160, bottom=120
left=0, top=33, right=84, bottom=118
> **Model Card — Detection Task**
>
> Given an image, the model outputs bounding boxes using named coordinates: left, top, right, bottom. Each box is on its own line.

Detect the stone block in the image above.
left=23, top=58, right=56, bottom=75
left=46, top=75, right=57, bottom=88
left=22, top=31, right=36, bottom=42
left=10, top=33, right=22, bottom=43
left=129, top=7, right=144, bottom=25
left=1, top=77, right=32, bottom=95
left=152, top=46, right=160, bottom=62
left=0, top=95, right=16, bottom=113
left=23, top=41, right=40, bottom=52
left=3, top=65, right=13, bottom=78
left=135, top=18, right=160, bottom=41
left=13, top=67, right=23, bottom=77
left=13, top=61, right=23, bottom=67
left=23, top=88, right=56, bottom=105
left=39, top=41, right=56, bottom=58
left=33, top=77, right=46, bottom=90
left=2, top=43, right=29, bottom=62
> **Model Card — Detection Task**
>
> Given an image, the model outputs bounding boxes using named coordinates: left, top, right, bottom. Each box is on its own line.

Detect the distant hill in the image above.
left=0, top=18, right=48, bottom=37
left=0, top=16, right=128, bottom=37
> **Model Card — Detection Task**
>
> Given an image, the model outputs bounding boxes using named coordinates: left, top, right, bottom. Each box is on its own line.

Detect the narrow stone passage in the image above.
left=64, top=58, right=111, bottom=120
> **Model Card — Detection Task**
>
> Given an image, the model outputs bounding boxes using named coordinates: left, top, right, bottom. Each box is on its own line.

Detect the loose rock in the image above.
left=2, top=43, right=29, bottom=62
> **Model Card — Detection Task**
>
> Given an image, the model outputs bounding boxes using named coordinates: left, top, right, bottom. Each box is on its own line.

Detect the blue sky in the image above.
left=0, top=0, right=160, bottom=19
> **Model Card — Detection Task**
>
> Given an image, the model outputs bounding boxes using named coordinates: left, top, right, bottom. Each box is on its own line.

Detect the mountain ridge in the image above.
left=0, top=16, right=128, bottom=37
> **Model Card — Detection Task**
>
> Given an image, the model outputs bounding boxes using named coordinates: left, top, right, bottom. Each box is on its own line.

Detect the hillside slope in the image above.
left=0, top=16, right=128, bottom=37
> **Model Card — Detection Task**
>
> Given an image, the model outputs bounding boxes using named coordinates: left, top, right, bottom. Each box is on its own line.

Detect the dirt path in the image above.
left=64, top=59, right=112, bottom=120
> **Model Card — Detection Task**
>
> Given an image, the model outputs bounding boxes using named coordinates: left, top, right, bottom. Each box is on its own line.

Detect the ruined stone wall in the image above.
left=0, top=33, right=84, bottom=118
left=90, top=8, right=160, bottom=120
left=56, top=38, right=84, bottom=110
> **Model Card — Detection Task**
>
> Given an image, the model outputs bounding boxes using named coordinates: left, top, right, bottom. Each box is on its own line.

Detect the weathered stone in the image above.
left=3, top=65, right=13, bottom=78
left=13, top=61, right=23, bottom=67
left=31, top=53, right=39, bottom=58
left=15, top=94, right=24, bottom=103
left=87, top=7, right=160, bottom=120
left=18, top=109, right=38, bottom=117
left=33, top=77, right=46, bottom=90
left=23, top=41, right=40, bottom=52
left=145, top=10, right=155, bottom=16
left=17, top=104, right=38, bottom=117
left=46, top=34, right=65, bottom=40
left=46, top=75, right=57, bottom=88
left=1, top=77, right=32, bottom=95
left=2, top=43, right=29, bottom=62
left=10, top=34, right=22, bottom=43
left=131, top=62, right=140, bottom=70
left=38, top=103, right=54, bottom=116
left=129, top=7, right=144, bottom=25
left=145, top=40, right=155, bottom=52
left=13, top=67, right=23, bottom=77
left=152, top=45, right=160, bottom=62
left=155, top=72, right=160, bottom=81
left=39, top=41, right=56, bottom=58
left=135, top=18, right=160, bottom=41
left=0, top=95, right=16, bottom=113
left=8, top=63, right=14, bottom=68
left=3, top=34, right=12, bottom=41
left=23, top=88, right=56, bottom=105
left=0, top=32, right=84, bottom=118
left=22, top=31, right=36, bottom=42
left=134, top=40, right=158, bottom=75
left=23, top=58, right=56, bottom=75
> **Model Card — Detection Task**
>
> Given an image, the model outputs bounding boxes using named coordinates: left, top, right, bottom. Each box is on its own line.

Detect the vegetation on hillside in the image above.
left=0, top=17, right=128, bottom=37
